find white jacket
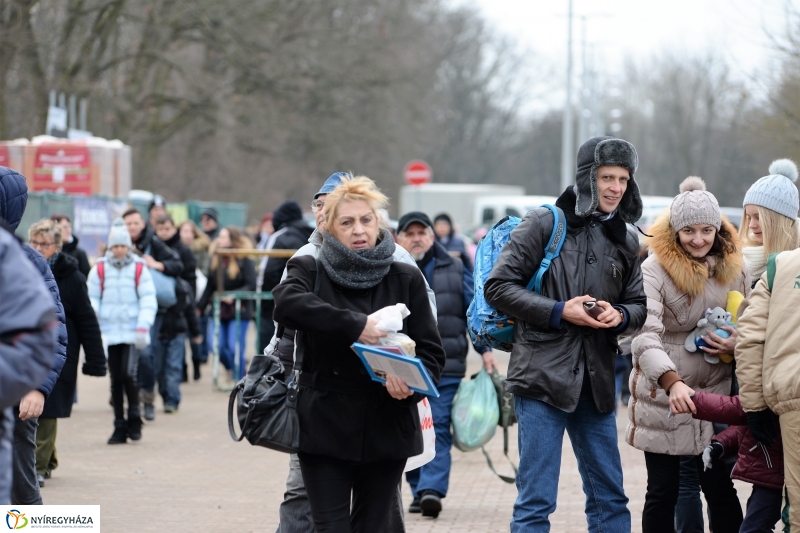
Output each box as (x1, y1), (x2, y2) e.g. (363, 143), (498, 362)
(88, 257), (158, 346)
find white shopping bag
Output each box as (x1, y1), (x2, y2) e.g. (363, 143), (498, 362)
(404, 397), (436, 472)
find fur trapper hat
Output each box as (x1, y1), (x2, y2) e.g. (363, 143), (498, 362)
(574, 136), (642, 223)
(742, 159), (799, 220)
(669, 177), (721, 231)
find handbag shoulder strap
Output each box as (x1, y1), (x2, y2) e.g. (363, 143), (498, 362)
(290, 257), (323, 376)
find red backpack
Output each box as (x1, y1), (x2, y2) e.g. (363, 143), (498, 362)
(97, 260), (144, 297)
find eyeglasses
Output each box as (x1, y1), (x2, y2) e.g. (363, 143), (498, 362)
(30, 240), (55, 249)
(311, 200), (325, 211)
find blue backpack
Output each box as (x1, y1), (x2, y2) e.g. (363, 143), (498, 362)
(467, 204), (567, 351)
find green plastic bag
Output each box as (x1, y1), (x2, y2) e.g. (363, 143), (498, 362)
(451, 368), (499, 452)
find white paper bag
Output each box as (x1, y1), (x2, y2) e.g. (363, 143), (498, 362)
(404, 398), (436, 472)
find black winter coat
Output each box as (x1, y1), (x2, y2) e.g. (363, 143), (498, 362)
(43, 254), (106, 418)
(158, 233), (201, 339)
(273, 256), (445, 462)
(198, 257), (257, 320)
(61, 236), (91, 278)
(259, 219), (314, 317)
(132, 224), (183, 278)
(485, 188), (647, 413)
(422, 242), (470, 378)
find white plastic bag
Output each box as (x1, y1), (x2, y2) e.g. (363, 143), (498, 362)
(370, 303), (409, 332)
(404, 397), (436, 472)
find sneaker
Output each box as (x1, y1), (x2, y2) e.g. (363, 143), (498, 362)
(420, 491), (442, 518)
(108, 420), (128, 444)
(44, 470), (52, 480)
(164, 404), (178, 414)
(409, 497), (421, 513)
(143, 403), (155, 421)
(36, 474), (45, 488)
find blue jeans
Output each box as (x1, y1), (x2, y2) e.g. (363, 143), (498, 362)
(153, 334), (185, 407)
(138, 315), (162, 393)
(406, 376), (461, 498)
(511, 383), (630, 533)
(218, 319), (248, 380)
(675, 455), (704, 533)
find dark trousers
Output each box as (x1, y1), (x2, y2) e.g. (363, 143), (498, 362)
(258, 312), (276, 355)
(11, 405), (41, 505)
(191, 314), (209, 363)
(298, 452), (406, 533)
(138, 315), (161, 392)
(642, 452), (742, 533)
(108, 344), (140, 421)
(740, 485), (782, 533)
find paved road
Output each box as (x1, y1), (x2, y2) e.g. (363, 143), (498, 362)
(41, 350), (752, 532)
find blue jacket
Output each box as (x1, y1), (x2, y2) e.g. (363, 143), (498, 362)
(0, 228), (58, 505)
(0, 167), (27, 231)
(88, 256), (158, 346)
(21, 244), (68, 398)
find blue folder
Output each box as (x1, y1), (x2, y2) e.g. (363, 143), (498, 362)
(351, 343), (439, 397)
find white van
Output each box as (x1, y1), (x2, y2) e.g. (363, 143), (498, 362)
(473, 195), (558, 227)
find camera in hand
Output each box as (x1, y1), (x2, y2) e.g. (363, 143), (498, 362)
(583, 300), (604, 320)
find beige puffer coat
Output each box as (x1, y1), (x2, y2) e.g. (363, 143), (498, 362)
(627, 214), (750, 455)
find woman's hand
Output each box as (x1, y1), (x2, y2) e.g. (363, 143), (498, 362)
(668, 381), (696, 415)
(358, 316), (388, 345)
(700, 326), (738, 355)
(384, 375), (413, 400)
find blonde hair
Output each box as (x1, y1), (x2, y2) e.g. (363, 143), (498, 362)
(28, 219), (63, 250)
(321, 175), (389, 230)
(179, 219), (210, 253)
(740, 205), (800, 256)
(210, 226), (253, 279)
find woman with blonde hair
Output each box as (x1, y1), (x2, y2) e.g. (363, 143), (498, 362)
(273, 176), (445, 532)
(739, 159), (800, 285)
(197, 227), (255, 380)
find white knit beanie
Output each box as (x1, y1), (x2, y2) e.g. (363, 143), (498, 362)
(107, 218), (132, 248)
(669, 177), (722, 231)
(742, 159), (799, 220)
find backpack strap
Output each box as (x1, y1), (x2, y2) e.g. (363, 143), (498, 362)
(526, 204), (567, 294)
(767, 253), (779, 292)
(134, 261), (144, 297)
(97, 261), (105, 295)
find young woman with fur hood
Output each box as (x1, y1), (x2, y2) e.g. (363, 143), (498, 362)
(628, 177), (750, 533)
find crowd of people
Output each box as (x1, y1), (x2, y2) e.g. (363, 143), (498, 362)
(2, 134), (800, 533)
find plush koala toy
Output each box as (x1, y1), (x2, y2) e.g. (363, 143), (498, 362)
(684, 307), (733, 364)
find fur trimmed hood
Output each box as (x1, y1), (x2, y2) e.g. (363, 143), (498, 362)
(647, 212), (743, 296)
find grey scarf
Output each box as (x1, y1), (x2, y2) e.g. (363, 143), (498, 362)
(319, 229), (396, 289)
(106, 250), (135, 270)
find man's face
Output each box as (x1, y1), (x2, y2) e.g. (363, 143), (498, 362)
(156, 220), (177, 241)
(596, 165), (630, 213)
(149, 206), (166, 226)
(201, 214), (217, 232)
(124, 212), (145, 241)
(312, 194), (327, 227)
(397, 222), (435, 261)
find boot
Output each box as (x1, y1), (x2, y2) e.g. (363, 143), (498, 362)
(193, 360), (201, 381)
(127, 407), (143, 441)
(140, 389), (156, 421)
(108, 419), (128, 444)
(181, 359), (188, 383)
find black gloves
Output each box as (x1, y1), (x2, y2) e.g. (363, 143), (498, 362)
(82, 362), (107, 377)
(747, 410), (777, 447)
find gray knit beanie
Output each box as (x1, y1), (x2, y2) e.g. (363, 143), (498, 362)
(670, 177), (722, 231)
(742, 159), (799, 220)
(108, 217), (132, 247)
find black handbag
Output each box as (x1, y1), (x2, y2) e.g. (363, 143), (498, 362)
(227, 326), (300, 453)
(227, 258), (320, 453)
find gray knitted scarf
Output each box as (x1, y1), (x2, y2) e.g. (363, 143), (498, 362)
(319, 228), (396, 289)
(106, 250), (135, 270)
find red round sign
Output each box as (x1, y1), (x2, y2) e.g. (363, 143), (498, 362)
(403, 160), (432, 185)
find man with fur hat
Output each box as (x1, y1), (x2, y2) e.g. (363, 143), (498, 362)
(485, 136), (647, 532)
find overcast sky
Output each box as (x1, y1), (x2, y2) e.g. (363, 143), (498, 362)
(457, 0), (798, 111)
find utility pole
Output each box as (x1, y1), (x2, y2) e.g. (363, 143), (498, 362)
(559, 0), (574, 192)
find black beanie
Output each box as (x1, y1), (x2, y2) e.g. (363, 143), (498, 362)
(272, 201), (303, 231)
